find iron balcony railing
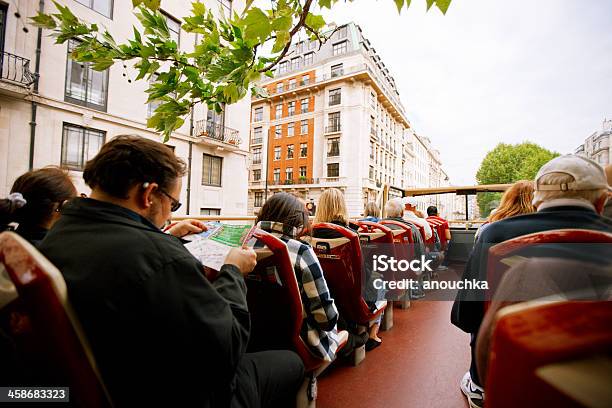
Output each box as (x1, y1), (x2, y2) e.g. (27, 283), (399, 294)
(1, 51), (36, 87)
(325, 124), (341, 133)
(267, 178), (319, 186)
(194, 120), (241, 146)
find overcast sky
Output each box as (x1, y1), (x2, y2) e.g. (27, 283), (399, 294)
(320, 0), (612, 185)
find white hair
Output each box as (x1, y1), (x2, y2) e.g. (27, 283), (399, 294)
(533, 172), (606, 207)
(384, 199), (404, 218)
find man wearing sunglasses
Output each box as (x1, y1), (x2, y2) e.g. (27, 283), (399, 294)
(39, 135), (304, 407)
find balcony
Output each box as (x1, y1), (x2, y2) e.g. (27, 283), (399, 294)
(1, 52), (36, 90)
(250, 138), (263, 145)
(325, 124), (342, 134)
(267, 178), (319, 186)
(194, 120), (241, 147)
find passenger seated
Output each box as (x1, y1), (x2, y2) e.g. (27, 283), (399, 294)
(452, 155), (612, 408)
(474, 180), (535, 240)
(426, 205), (452, 245)
(313, 188), (359, 238)
(254, 192), (342, 362)
(39, 135), (304, 407)
(383, 199), (427, 298)
(360, 201), (381, 223)
(402, 196), (432, 240)
(312, 189), (383, 351)
(0, 167), (77, 246)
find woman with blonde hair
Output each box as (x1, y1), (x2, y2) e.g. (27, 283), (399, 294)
(314, 188), (352, 227)
(489, 180), (536, 222)
(476, 180), (536, 239)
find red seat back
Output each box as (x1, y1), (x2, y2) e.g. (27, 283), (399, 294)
(245, 229), (325, 372)
(0, 232), (112, 407)
(485, 301), (612, 408)
(310, 223), (384, 325)
(379, 219), (415, 258)
(486, 229), (612, 310)
(427, 216), (449, 250)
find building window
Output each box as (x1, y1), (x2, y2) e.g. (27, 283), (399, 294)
(217, 0), (232, 13)
(202, 153), (223, 186)
(302, 75), (310, 86)
(289, 78), (297, 90)
(309, 39), (318, 50)
(301, 98), (309, 113)
(288, 101), (296, 116)
(254, 192), (264, 207)
(287, 144), (294, 159)
(327, 112), (341, 132)
(301, 119), (308, 134)
(274, 146), (281, 160)
(331, 63), (343, 78)
(274, 127), (281, 138)
(327, 163), (339, 177)
(286, 167), (293, 181)
(299, 166), (307, 178)
(300, 143), (308, 158)
(65, 40), (109, 111)
(200, 208), (221, 216)
(253, 169), (261, 181)
(274, 104), (282, 119)
(279, 61), (289, 74)
(304, 52), (314, 65)
(252, 127), (262, 144)
(253, 107), (263, 122)
(61, 123), (105, 171)
(273, 168), (281, 182)
(337, 25), (348, 39)
(369, 165), (374, 179)
(332, 41), (347, 56)
(75, 0), (113, 18)
(287, 123), (295, 137)
(276, 82), (284, 93)
(291, 57), (301, 70)
(252, 147), (262, 164)
(327, 137), (340, 157)
(329, 88), (341, 106)
(161, 11), (181, 45)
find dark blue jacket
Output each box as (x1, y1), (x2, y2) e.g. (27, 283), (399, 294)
(451, 205), (612, 334)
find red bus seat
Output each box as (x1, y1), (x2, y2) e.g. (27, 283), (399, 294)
(0, 232), (112, 407)
(484, 301), (612, 408)
(245, 229), (347, 374)
(309, 223), (386, 326)
(379, 219), (416, 259)
(485, 229), (612, 310)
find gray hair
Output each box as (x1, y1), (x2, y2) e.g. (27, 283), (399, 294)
(384, 199), (404, 218)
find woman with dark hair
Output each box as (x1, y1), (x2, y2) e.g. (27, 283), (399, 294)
(255, 192), (342, 362)
(0, 167), (77, 246)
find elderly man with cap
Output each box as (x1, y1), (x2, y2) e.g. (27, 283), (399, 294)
(451, 154), (612, 408)
(402, 196), (433, 240)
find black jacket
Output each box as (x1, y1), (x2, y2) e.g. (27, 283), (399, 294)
(39, 198), (250, 407)
(451, 205), (612, 334)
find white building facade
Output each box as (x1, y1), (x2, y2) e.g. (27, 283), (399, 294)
(0, 0), (249, 216)
(575, 119), (611, 166)
(248, 23), (448, 217)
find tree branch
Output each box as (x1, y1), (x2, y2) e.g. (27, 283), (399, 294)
(258, 0), (314, 73)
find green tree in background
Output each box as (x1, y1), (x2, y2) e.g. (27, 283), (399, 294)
(476, 142), (559, 217)
(31, 0), (452, 141)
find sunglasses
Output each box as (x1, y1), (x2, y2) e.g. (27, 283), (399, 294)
(158, 188), (182, 212)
